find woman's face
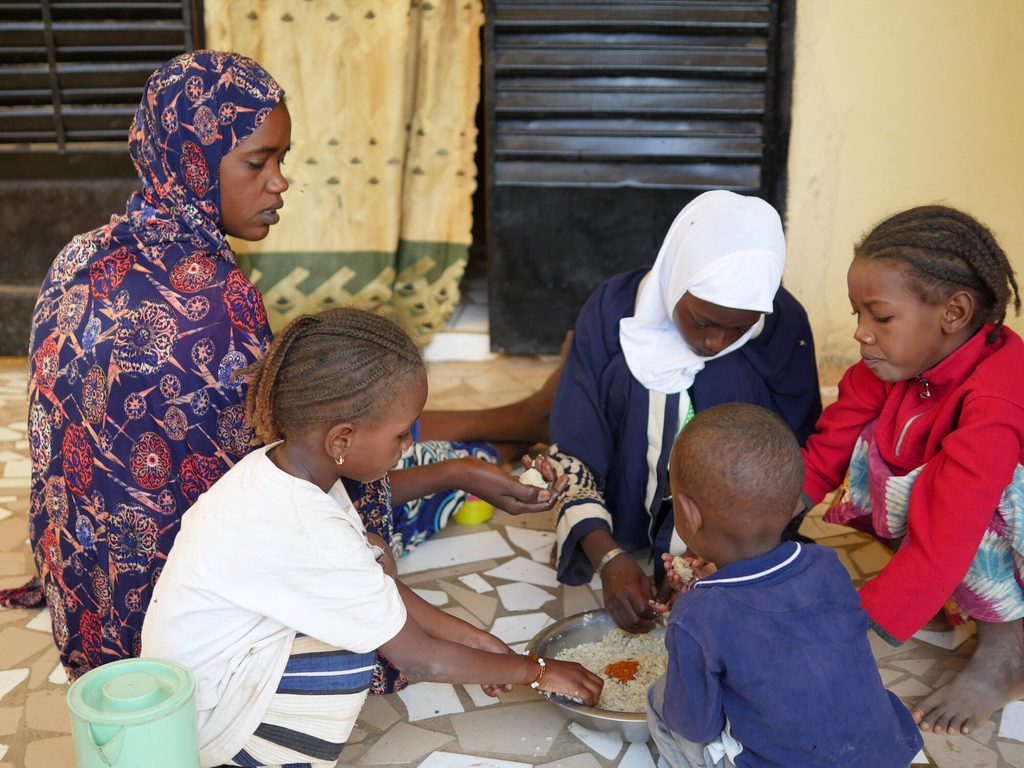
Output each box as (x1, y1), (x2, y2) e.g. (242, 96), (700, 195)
(219, 102), (291, 241)
(673, 292), (761, 357)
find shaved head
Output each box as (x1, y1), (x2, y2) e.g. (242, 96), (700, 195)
(670, 403), (804, 525)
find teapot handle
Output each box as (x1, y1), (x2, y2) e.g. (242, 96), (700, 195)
(88, 723), (126, 766)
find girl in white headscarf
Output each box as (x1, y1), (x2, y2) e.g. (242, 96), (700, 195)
(549, 191), (821, 632)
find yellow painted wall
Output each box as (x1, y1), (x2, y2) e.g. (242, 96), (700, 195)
(784, 0), (1024, 383)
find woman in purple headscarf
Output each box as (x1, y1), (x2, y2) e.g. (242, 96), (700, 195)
(4, 51), (291, 680)
(4, 50), (561, 684)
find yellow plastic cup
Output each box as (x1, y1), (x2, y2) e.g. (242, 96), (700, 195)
(453, 496), (494, 525)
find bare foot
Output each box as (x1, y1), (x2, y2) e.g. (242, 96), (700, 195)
(912, 619), (1024, 735)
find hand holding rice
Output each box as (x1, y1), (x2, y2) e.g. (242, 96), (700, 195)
(519, 467), (548, 489)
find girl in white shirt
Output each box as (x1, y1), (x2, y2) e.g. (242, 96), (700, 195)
(142, 307), (602, 768)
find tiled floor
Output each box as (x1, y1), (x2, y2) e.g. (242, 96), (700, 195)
(0, 355), (1022, 767)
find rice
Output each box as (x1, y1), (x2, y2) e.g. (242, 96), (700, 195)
(554, 627), (667, 713)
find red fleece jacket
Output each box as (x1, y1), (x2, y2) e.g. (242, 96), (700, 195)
(802, 325), (1024, 642)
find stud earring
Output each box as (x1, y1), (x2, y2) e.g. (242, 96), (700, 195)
(335, 455), (345, 466)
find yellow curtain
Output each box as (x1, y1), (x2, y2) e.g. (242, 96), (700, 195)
(204, 0), (483, 343)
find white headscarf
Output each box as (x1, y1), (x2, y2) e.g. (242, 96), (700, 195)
(619, 190), (786, 395)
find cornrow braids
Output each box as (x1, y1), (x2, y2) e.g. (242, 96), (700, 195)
(240, 307), (425, 444)
(856, 205), (1021, 343)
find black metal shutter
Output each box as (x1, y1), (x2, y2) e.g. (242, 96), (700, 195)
(485, 0), (792, 353)
(0, 0), (202, 176)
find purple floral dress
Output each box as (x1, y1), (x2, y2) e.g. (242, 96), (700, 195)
(1, 52), (284, 680)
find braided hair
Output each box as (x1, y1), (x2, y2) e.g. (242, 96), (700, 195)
(856, 205), (1020, 343)
(242, 307), (425, 444)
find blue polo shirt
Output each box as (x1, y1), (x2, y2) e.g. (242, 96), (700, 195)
(663, 542), (922, 767)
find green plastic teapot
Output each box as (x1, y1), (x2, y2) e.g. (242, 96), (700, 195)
(66, 658), (199, 768)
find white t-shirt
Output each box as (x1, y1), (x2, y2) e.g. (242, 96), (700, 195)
(141, 445), (407, 766)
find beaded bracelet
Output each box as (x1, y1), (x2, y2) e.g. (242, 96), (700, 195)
(526, 651), (547, 689)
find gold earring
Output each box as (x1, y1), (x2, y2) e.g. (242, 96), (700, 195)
(335, 455), (345, 466)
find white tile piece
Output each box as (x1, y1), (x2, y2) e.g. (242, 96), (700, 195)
(423, 332), (496, 363)
(496, 582), (556, 611)
(0, 508), (10, 523)
(412, 589), (448, 607)
(620, 741), (657, 768)
(589, 571), (602, 591)
(567, 722), (623, 760)
(509, 642), (528, 654)
(911, 623), (975, 650)
(0, 668), (29, 702)
(419, 752), (530, 768)
(0, 452), (25, 462)
(397, 682), (465, 722)
(999, 699), (1024, 742)
(910, 748), (928, 764)
(0, 743), (7, 760)
(398, 530), (514, 575)
(463, 684), (500, 708)
(490, 613), (555, 644)
(505, 526), (556, 554)
(0, 427), (22, 442)
(0, 494), (16, 503)
(14, 440), (29, 451)
(25, 608), (51, 633)
(484, 557), (559, 588)
(4, 422), (25, 433)
(49, 663), (68, 686)
(457, 573), (494, 593)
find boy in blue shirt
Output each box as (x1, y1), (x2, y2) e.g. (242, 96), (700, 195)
(648, 403), (922, 768)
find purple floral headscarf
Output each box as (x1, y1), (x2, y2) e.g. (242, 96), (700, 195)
(125, 49), (285, 255)
(11, 51), (284, 679)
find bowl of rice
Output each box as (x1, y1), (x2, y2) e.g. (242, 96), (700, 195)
(526, 609), (666, 743)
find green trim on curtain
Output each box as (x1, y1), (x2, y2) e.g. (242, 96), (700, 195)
(237, 240), (469, 340)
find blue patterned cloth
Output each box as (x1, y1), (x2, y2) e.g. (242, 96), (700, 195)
(0, 51), (284, 680)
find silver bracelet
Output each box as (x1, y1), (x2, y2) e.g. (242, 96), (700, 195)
(597, 547), (626, 573)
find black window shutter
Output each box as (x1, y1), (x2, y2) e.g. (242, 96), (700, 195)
(0, 0), (203, 175)
(485, 0), (793, 353)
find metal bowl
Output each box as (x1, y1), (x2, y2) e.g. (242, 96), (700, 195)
(526, 609), (663, 743)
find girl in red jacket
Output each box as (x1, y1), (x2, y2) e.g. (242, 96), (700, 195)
(802, 205), (1024, 737)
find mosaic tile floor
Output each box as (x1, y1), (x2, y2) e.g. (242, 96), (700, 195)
(0, 355), (1022, 767)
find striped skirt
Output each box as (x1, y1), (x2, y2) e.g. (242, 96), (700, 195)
(228, 634), (377, 768)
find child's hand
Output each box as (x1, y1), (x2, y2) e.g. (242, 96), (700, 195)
(537, 659), (604, 706)
(366, 533), (397, 577)
(650, 554), (717, 613)
(520, 455), (567, 491)
(465, 458), (568, 516)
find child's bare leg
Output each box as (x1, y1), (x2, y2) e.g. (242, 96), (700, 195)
(913, 618), (1024, 735)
